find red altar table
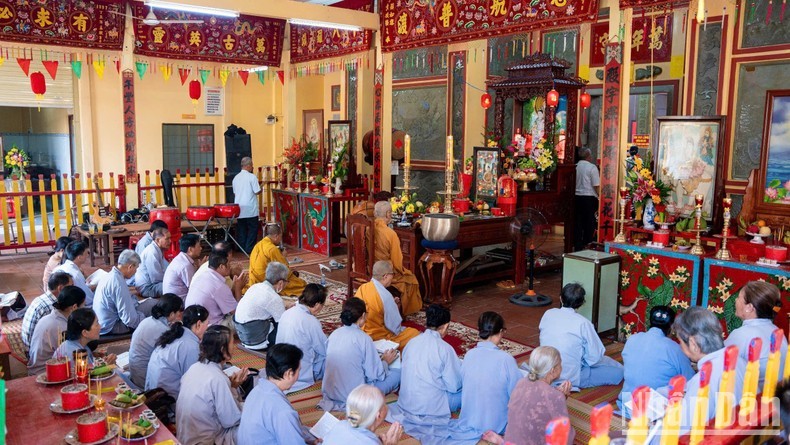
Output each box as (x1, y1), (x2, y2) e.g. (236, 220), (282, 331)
(6, 374), (179, 444)
(702, 257), (790, 336)
(298, 193), (366, 256)
(272, 189), (301, 248)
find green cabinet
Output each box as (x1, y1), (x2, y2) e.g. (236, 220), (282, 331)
(562, 250), (621, 334)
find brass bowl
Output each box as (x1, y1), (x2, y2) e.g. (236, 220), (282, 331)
(421, 213), (460, 241)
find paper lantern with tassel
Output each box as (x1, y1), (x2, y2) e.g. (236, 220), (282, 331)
(546, 88), (559, 108)
(481, 93), (492, 109)
(30, 71), (46, 110)
(580, 91), (591, 108)
(189, 79), (201, 104)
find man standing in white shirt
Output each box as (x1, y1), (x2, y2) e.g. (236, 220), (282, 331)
(232, 157), (261, 255)
(574, 147), (600, 251)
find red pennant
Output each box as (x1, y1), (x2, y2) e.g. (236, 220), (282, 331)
(115, 60), (121, 74)
(178, 68), (191, 85)
(238, 70), (249, 85)
(17, 58), (31, 76)
(42, 60), (59, 80)
(276, 70), (285, 85)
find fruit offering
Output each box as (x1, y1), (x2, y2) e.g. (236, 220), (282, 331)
(90, 365), (112, 378)
(121, 418), (155, 439)
(109, 390), (145, 409)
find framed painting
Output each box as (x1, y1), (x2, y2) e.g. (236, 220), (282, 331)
(302, 109), (324, 157)
(653, 116), (726, 229)
(757, 90), (790, 211)
(328, 120), (352, 180)
(473, 146), (500, 203)
(331, 85), (341, 111)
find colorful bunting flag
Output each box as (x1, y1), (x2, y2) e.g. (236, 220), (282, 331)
(160, 64), (172, 82)
(198, 69), (210, 84)
(115, 60), (121, 74)
(276, 70), (285, 85)
(219, 69), (229, 86)
(135, 61), (147, 80)
(42, 60), (58, 80)
(93, 59), (105, 79)
(0, 56), (4, 68)
(178, 67), (191, 85)
(17, 58), (31, 76)
(71, 60), (83, 79)
(257, 70), (265, 85)
(238, 70), (249, 85)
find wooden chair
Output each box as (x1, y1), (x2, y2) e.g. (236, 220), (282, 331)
(347, 213), (375, 292)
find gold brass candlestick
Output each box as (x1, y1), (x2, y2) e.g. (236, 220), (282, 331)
(614, 186), (629, 243)
(715, 198), (733, 260)
(443, 167), (455, 214)
(691, 194), (705, 255)
(303, 163), (309, 193)
(403, 165), (412, 190)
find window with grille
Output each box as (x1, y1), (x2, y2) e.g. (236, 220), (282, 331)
(162, 124), (215, 173)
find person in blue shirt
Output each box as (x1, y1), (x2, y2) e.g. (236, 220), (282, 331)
(617, 305), (695, 419)
(128, 294), (184, 389)
(323, 384), (404, 445)
(446, 311), (523, 444)
(54, 307), (116, 369)
(724, 281), (787, 389)
(237, 343), (318, 445)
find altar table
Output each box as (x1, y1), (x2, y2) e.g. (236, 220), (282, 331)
(5, 374), (179, 444)
(394, 215), (526, 288)
(272, 189), (301, 247)
(298, 193), (366, 256)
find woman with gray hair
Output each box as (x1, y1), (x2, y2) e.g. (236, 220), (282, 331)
(482, 346), (574, 445)
(323, 384), (403, 445)
(673, 306), (746, 433)
(234, 261), (293, 350)
(93, 249), (152, 335)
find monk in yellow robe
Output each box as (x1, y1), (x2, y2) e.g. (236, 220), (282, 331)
(373, 201), (422, 315)
(244, 224), (306, 296)
(355, 260), (420, 351)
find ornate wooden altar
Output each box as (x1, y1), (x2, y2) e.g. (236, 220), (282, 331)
(487, 54), (586, 253)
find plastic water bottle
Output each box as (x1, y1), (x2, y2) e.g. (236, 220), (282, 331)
(320, 272), (326, 286)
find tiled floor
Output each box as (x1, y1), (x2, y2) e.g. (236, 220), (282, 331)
(4, 245), (568, 377)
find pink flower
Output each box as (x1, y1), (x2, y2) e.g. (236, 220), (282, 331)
(766, 187), (779, 200)
(784, 180), (790, 191)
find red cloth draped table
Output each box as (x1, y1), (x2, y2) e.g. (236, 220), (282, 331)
(298, 193), (366, 257)
(272, 189), (302, 248)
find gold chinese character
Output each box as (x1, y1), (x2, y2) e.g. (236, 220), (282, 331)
(317, 29), (323, 43)
(397, 12), (407, 35)
(0, 6), (12, 20)
(34, 7), (52, 28)
(598, 32), (609, 56)
(255, 37), (266, 54)
(189, 30), (201, 46)
(152, 26), (166, 44)
(301, 33), (307, 47)
(222, 34), (236, 50)
(439, 2), (454, 28)
(649, 25), (664, 50)
(632, 28), (644, 51)
(490, 0), (507, 17)
(72, 12), (88, 32)
(551, 0), (567, 6)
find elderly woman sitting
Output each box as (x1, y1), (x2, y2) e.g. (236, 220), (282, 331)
(323, 384), (404, 445)
(672, 307), (747, 433)
(234, 261), (292, 350)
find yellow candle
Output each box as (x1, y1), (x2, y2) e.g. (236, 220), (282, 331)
(627, 386), (651, 445)
(762, 329), (783, 403)
(740, 338), (762, 421)
(714, 345), (738, 429)
(660, 375), (686, 445)
(404, 134), (411, 167)
(447, 136), (454, 171)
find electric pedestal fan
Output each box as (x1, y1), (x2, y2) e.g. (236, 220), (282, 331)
(508, 207), (553, 307)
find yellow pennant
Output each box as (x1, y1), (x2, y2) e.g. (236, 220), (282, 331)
(160, 64), (172, 81)
(92, 59), (105, 80)
(219, 69), (229, 86)
(0, 57), (4, 67)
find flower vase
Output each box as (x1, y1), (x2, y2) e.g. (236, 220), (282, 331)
(334, 177), (343, 194)
(642, 200), (657, 231)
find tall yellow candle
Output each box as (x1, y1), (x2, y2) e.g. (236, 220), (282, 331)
(660, 375), (686, 445)
(739, 337), (762, 421)
(762, 329), (784, 403)
(404, 134), (411, 167)
(690, 361), (712, 445)
(627, 386), (651, 445)
(714, 345), (739, 429)
(447, 136), (454, 171)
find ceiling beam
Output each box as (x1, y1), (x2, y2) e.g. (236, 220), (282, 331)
(166, 0), (380, 31)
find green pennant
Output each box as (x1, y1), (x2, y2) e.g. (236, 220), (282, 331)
(135, 61), (147, 80)
(199, 69), (210, 84)
(71, 60), (82, 79)
(257, 71), (265, 85)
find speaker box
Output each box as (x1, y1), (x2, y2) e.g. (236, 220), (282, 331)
(224, 134), (252, 203)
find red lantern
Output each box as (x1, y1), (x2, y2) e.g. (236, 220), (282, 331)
(580, 91), (591, 109)
(189, 79), (201, 104)
(546, 88), (559, 108)
(30, 71), (46, 99)
(481, 93), (492, 109)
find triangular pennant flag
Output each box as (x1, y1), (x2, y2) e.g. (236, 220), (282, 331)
(92, 59), (105, 79)
(135, 61), (147, 80)
(257, 70), (265, 85)
(219, 69), (229, 86)
(199, 69), (210, 84)
(178, 67), (190, 85)
(276, 70), (285, 85)
(0, 56), (4, 68)
(71, 60), (83, 79)
(17, 58), (31, 76)
(160, 64), (172, 81)
(115, 60), (121, 74)
(42, 60), (58, 80)
(238, 70), (249, 85)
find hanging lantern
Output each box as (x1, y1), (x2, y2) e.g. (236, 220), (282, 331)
(30, 71), (46, 99)
(481, 93), (492, 109)
(546, 88), (559, 108)
(580, 91), (591, 108)
(189, 79), (201, 104)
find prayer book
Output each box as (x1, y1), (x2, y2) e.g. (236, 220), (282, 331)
(309, 411), (340, 438)
(115, 351), (130, 370)
(373, 339), (401, 369)
(87, 269), (108, 286)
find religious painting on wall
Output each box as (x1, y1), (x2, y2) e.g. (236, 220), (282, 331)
(473, 146), (500, 203)
(757, 90), (790, 207)
(303, 109), (324, 157)
(518, 96), (567, 159)
(391, 86), (447, 161)
(653, 116), (726, 223)
(331, 85), (341, 111)
(328, 120), (352, 181)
